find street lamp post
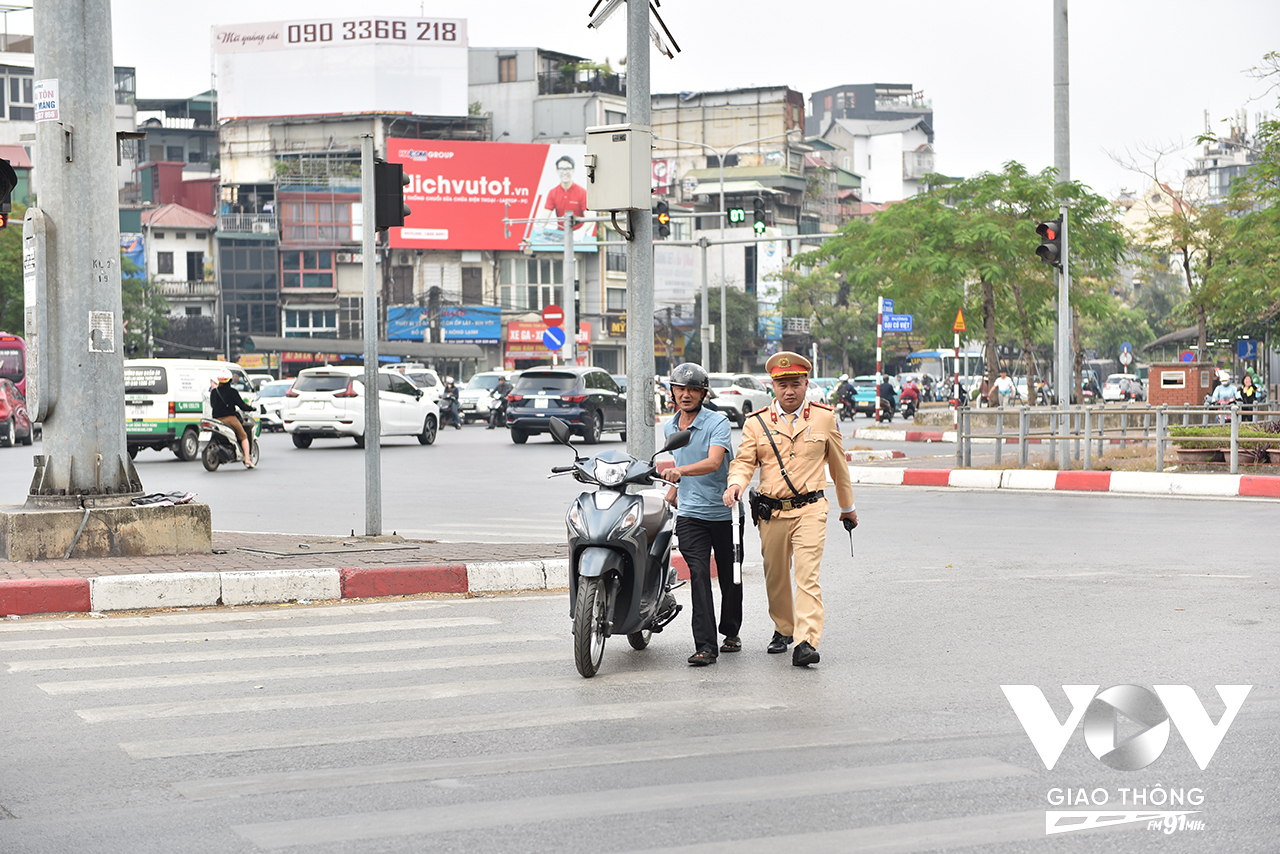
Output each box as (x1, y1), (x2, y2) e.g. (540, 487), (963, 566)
(653, 129), (798, 372)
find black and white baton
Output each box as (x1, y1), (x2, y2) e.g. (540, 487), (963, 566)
(734, 499), (745, 584)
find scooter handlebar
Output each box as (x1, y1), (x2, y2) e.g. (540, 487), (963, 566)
(550, 465), (575, 474)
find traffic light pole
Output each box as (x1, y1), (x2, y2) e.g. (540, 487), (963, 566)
(624, 0), (655, 458)
(360, 134), (382, 536)
(563, 212), (576, 365)
(1053, 0), (1072, 469)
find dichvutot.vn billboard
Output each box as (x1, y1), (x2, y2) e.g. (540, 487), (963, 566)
(213, 16), (468, 120)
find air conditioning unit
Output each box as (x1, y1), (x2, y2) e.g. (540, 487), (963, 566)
(397, 252), (411, 266)
(251, 221), (272, 234)
(335, 253), (356, 264)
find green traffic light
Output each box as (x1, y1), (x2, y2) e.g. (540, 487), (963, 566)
(753, 221), (765, 235)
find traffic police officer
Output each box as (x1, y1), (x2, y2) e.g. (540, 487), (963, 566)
(722, 351), (857, 666)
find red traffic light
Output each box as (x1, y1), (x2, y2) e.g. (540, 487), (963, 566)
(1035, 218), (1063, 269)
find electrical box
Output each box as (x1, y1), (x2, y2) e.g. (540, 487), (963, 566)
(585, 123), (651, 212)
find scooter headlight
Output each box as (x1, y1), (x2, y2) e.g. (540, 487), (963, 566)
(609, 502), (642, 538)
(566, 502), (589, 539)
(593, 459), (630, 486)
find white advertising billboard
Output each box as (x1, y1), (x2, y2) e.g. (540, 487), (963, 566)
(213, 16), (468, 120)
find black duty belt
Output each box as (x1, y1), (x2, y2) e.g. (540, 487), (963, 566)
(756, 490), (825, 512)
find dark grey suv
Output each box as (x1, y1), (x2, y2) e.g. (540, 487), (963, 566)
(507, 367), (626, 444)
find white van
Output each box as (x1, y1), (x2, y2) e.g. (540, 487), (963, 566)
(124, 359), (256, 460)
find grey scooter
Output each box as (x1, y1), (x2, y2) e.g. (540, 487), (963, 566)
(548, 416), (691, 677)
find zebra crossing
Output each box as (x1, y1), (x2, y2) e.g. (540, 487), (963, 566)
(0, 594), (1119, 853)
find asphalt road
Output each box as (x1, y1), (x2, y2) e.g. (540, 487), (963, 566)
(1, 485), (1277, 853)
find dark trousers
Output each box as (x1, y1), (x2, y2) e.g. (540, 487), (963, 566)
(676, 516), (741, 654)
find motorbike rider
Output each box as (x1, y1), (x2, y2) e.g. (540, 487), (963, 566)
(210, 369), (255, 469)
(442, 377), (462, 429)
(663, 362), (740, 667)
(487, 374), (513, 429)
(877, 375), (897, 420)
(900, 377), (920, 416)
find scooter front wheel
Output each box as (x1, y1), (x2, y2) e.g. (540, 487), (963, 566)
(573, 577), (607, 678)
(627, 630), (651, 650)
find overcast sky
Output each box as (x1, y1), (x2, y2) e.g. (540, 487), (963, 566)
(22, 1), (1277, 198)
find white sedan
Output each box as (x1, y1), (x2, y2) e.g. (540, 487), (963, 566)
(1101, 373), (1144, 402)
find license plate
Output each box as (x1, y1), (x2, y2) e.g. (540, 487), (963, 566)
(308, 401), (323, 410)
(534, 398), (549, 409)
(461, 401), (475, 410)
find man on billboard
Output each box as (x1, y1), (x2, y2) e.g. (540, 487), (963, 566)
(543, 154), (587, 223)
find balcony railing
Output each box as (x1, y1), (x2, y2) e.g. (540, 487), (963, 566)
(218, 213), (277, 234)
(156, 280), (218, 298)
(537, 70), (626, 97)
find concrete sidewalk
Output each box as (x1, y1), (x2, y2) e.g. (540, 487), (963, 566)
(0, 531), (569, 619)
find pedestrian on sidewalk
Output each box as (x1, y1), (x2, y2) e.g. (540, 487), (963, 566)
(663, 362), (740, 667)
(722, 351), (857, 668)
(1238, 372), (1258, 422)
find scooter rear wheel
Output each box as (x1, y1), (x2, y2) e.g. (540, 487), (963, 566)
(202, 441), (221, 472)
(627, 630), (651, 650)
(573, 577), (607, 678)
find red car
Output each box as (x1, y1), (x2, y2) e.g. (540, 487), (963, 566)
(0, 378), (33, 447)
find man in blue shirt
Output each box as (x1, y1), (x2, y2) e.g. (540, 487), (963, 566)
(664, 363), (739, 666)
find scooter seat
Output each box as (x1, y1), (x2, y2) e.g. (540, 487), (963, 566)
(636, 489), (669, 540)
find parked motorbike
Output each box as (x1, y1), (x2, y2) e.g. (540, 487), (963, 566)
(200, 411), (260, 471)
(547, 415), (690, 678)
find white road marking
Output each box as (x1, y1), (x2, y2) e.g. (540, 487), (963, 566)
(78, 670), (694, 722)
(120, 695), (788, 759)
(8, 632), (558, 673)
(232, 757), (1031, 849)
(0, 616), (499, 651)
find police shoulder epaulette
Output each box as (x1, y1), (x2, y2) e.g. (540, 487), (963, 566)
(810, 401), (834, 411)
(747, 406), (770, 417)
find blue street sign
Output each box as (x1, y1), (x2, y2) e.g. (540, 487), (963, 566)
(882, 313), (913, 332)
(1120, 341), (1133, 354)
(881, 298), (894, 313)
(1238, 339), (1258, 361)
(542, 326), (567, 351)
(1180, 350), (1195, 363)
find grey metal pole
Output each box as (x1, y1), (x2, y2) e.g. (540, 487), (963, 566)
(360, 134), (382, 536)
(1019, 407), (1029, 468)
(563, 212), (576, 365)
(1058, 206), (1071, 469)
(29, 0), (139, 500)
(699, 237), (710, 367)
(1230, 406), (1239, 474)
(1054, 0), (1071, 470)
(624, 0), (655, 457)
(1083, 406), (1091, 470)
(719, 161), (727, 372)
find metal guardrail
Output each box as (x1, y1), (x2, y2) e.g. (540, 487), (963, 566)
(954, 404), (1280, 474)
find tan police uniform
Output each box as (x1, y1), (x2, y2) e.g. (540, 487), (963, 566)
(727, 352), (855, 649)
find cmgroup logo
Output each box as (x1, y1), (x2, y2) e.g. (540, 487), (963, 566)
(1002, 684), (1251, 836)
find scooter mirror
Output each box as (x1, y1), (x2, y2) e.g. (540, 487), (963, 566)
(549, 416), (573, 447)
(658, 429), (691, 455)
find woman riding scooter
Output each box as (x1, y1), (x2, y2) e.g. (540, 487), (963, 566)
(211, 369), (256, 469)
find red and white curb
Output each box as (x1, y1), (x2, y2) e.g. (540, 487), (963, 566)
(852, 428), (954, 443)
(848, 466), (1280, 498)
(0, 559), (573, 619)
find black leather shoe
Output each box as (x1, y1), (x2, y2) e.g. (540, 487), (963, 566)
(767, 632), (793, 654)
(688, 649), (717, 666)
(792, 641), (820, 667)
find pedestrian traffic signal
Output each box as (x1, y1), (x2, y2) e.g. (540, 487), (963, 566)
(374, 160), (411, 230)
(1035, 218), (1062, 269)
(654, 200), (671, 239)
(752, 197), (766, 235)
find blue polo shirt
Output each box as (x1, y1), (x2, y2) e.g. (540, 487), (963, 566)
(664, 406), (733, 522)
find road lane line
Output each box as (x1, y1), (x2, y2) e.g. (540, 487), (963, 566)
(608, 810), (1054, 854)
(78, 670), (697, 722)
(0, 616), (500, 651)
(43, 649), (564, 695)
(0, 600), (453, 634)
(177, 726), (895, 800)
(8, 633), (559, 672)
(232, 757), (1031, 849)
(120, 696), (788, 759)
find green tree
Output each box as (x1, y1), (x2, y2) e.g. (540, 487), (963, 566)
(684, 286), (758, 373)
(802, 162), (1126, 399)
(0, 203), (28, 333)
(774, 266), (874, 373)
(120, 253), (170, 357)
